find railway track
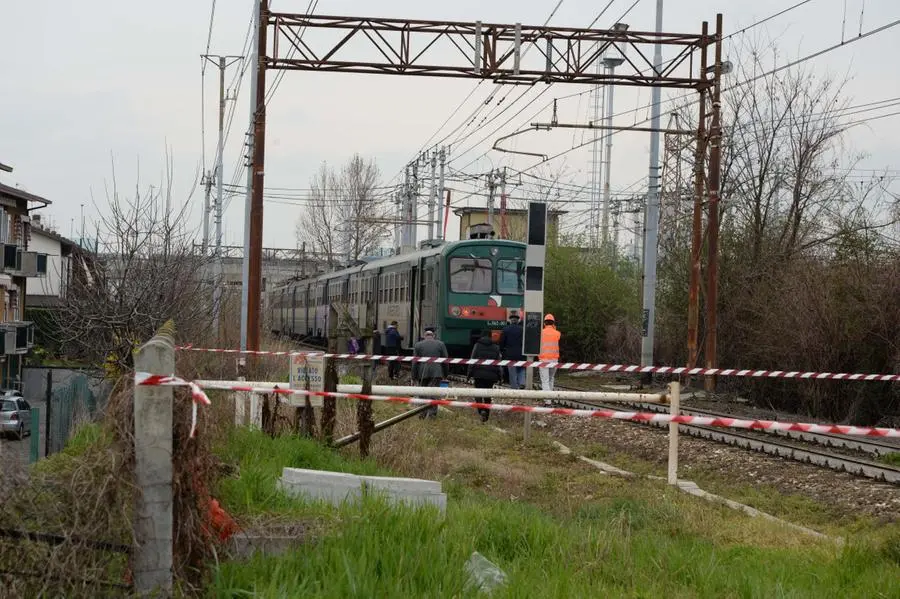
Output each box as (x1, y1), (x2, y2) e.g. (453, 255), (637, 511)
(627, 399), (900, 457)
(285, 341), (900, 483)
(552, 393), (900, 485)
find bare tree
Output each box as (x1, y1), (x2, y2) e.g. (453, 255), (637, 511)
(296, 154), (388, 267)
(55, 155), (215, 372)
(652, 36), (900, 421)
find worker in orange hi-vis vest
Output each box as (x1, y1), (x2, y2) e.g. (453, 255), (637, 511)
(538, 314), (561, 404)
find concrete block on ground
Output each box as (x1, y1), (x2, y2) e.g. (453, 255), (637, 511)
(230, 535), (305, 559)
(279, 467), (446, 512)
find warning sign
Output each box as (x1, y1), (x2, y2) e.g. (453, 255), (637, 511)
(289, 353), (325, 408)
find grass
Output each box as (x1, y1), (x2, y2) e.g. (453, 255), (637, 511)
(211, 411), (900, 598)
(216, 427), (387, 516)
(879, 451), (900, 467)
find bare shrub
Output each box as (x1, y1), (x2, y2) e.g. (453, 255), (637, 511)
(54, 155), (217, 373)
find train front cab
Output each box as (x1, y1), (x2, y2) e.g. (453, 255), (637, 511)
(440, 240), (525, 356)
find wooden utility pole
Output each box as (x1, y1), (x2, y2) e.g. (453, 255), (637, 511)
(247, 0), (268, 353)
(686, 21), (709, 376)
(704, 14), (724, 392)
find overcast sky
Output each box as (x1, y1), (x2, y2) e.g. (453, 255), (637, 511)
(2, 0), (899, 250)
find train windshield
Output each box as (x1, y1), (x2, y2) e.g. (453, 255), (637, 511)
(496, 259), (525, 294)
(449, 257), (492, 292)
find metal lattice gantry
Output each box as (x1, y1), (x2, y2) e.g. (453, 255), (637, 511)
(267, 13), (714, 87)
(245, 2), (724, 383)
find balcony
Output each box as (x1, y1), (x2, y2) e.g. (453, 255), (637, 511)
(0, 321), (34, 355)
(1, 244), (47, 277)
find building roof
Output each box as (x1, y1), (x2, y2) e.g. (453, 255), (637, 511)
(0, 181), (52, 207)
(453, 206), (567, 216)
(31, 224), (78, 252)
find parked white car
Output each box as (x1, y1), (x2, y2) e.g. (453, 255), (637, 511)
(0, 395), (32, 440)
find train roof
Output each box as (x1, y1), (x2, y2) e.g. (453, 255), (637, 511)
(272, 239), (525, 290)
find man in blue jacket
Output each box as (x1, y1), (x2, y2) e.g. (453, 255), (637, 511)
(499, 313), (525, 389)
(383, 321), (403, 380)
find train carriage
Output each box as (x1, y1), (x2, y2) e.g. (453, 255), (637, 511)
(269, 239), (525, 357)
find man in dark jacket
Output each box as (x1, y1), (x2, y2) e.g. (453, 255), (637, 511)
(383, 321), (403, 380)
(499, 313), (525, 389)
(467, 330), (503, 423)
(412, 329), (449, 419)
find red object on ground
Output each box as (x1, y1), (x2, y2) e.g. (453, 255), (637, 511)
(207, 498), (239, 542)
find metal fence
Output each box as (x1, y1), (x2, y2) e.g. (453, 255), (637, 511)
(22, 367), (108, 457)
(46, 374), (100, 455)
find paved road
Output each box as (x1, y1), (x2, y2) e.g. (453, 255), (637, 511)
(1, 399), (46, 476)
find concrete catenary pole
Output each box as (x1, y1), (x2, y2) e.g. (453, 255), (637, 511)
(600, 57), (622, 249)
(639, 0), (664, 371)
(202, 174), (211, 255)
(436, 146), (447, 241)
(427, 149), (437, 241)
(487, 170), (497, 231)
(410, 160), (419, 248)
(213, 56), (227, 336)
(393, 189), (401, 253)
(400, 165), (412, 251)
(589, 59), (605, 248)
(499, 167), (508, 238)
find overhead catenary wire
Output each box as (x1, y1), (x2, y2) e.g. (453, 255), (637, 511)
(200, 0), (219, 171)
(384, 0), (572, 188)
(452, 0), (828, 175)
(511, 16), (900, 175)
(448, 0), (656, 171)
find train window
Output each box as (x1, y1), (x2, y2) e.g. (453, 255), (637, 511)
(497, 259), (525, 294)
(449, 257), (492, 293)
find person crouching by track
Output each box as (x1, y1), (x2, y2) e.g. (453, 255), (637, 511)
(383, 321), (403, 380)
(412, 328), (449, 419)
(467, 329), (503, 423)
(539, 314), (561, 404)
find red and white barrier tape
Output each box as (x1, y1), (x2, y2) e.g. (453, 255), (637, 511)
(136, 374), (211, 438)
(134, 372), (900, 438)
(175, 345), (900, 382)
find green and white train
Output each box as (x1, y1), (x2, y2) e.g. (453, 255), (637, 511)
(268, 239), (525, 355)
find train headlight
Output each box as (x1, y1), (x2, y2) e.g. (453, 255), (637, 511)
(450, 305), (461, 317)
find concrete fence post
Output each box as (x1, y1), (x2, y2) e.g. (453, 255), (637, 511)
(667, 381), (680, 486)
(132, 322), (175, 595)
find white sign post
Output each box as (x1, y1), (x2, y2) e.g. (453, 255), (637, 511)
(289, 353), (325, 408)
(522, 202), (548, 442)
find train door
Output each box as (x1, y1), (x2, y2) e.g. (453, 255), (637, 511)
(290, 287), (297, 337)
(303, 285), (310, 336)
(420, 258), (437, 336)
(373, 269), (382, 335)
(408, 266), (417, 347)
